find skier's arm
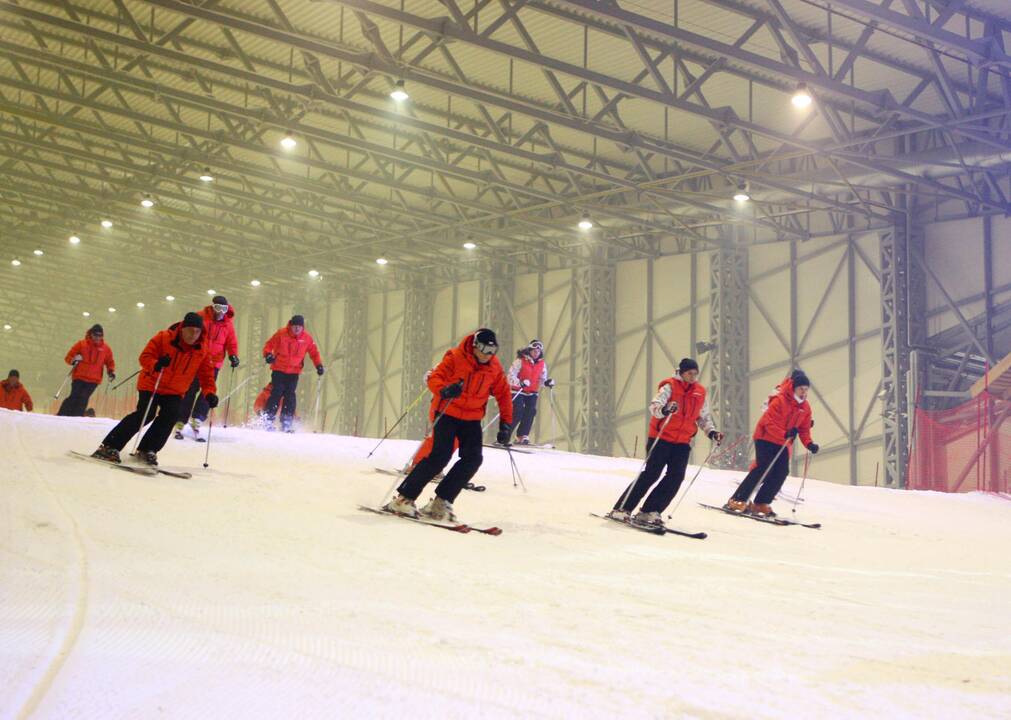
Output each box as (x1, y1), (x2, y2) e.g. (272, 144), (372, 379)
(226, 323), (238, 357)
(22, 389), (33, 412)
(762, 395), (789, 441)
(262, 330), (279, 359)
(64, 341), (81, 365)
(307, 337), (323, 367)
(648, 383), (674, 419)
(138, 334), (163, 374)
(105, 346), (116, 375)
(197, 356), (217, 397)
(696, 395), (717, 435)
(540, 361), (548, 385)
(506, 357), (522, 388)
(492, 373), (514, 425)
(799, 412), (814, 447)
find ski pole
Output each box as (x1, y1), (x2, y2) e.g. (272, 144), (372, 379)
(130, 368), (164, 458)
(738, 439), (792, 503)
(614, 409), (677, 512)
(111, 368), (141, 391)
(378, 396), (456, 507)
(219, 369), (257, 403)
(505, 445), (527, 492)
(792, 451), (811, 516)
(367, 387), (428, 458)
(312, 374), (324, 433)
(667, 443), (718, 519)
(548, 387), (557, 446)
(482, 387), (525, 433)
(203, 409), (215, 468)
(53, 367), (74, 399)
(223, 367), (236, 428)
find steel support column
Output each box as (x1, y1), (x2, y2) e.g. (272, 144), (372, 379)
(575, 249), (616, 455)
(338, 291), (367, 436)
(710, 237), (750, 470)
(401, 285), (436, 439)
(480, 262), (515, 357)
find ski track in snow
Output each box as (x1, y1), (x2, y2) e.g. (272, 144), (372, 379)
(2, 410), (1011, 719)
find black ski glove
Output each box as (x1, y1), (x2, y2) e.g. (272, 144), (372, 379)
(440, 380), (464, 399)
(316, 364), (325, 376)
(786, 427), (799, 439)
(229, 355), (240, 368)
(497, 422), (511, 445)
(265, 353), (276, 364)
(107, 372), (116, 382)
(807, 442), (819, 454)
(205, 393), (219, 409)
(662, 401), (678, 416)
(544, 377), (555, 388)
(154, 355), (171, 370)
(708, 430), (725, 444)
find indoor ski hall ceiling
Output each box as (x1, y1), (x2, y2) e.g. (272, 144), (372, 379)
(1, 0), (1010, 355)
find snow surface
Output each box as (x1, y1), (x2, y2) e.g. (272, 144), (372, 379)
(2, 409), (1010, 720)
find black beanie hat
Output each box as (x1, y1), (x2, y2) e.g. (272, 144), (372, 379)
(212, 295), (228, 306)
(791, 369), (810, 388)
(289, 315), (305, 327)
(182, 312), (204, 329)
(678, 357), (699, 374)
(89, 324), (104, 335)
(8, 369), (18, 378)
(475, 328), (498, 348)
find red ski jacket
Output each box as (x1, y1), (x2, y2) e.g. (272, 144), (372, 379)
(507, 352), (547, 394)
(263, 326), (322, 375)
(753, 376), (815, 447)
(199, 304), (239, 369)
(427, 334), (513, 424)
(0, 379), (32, 411)
(648, 376), (714, 445)
(137, 323), (217, 398)
(65, 335), (115, 384)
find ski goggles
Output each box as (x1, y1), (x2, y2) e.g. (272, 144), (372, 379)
(212, 303), (229, 314)
(474, 339), (498, 355)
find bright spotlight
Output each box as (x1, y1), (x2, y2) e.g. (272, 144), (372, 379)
(2, 324), (11, 331)
(136, 302), (146, 308)
(10, 259), (21, 266)
(141, 194), (155, 208)
(69, 235), (81, 244)
(308, 270), (319, 278)
(280, 131), (297, 150)
(792, 84), (813, 109)
(83, 311), (91, 317)
(578, 214), (593, 230)
(199, 167), (214, 182)
(733, 181), (750, 203)
(390, 80), (409, 102)
(375, 257), (388, 265)
(207, 289), (216, 295)
(108, 307), (117, 313)
(165, 295), (175, 301)
(463, 242), (477, 250)
(34, 249), (44, 256)
(250, 279), (261, 287)
(101, 219), (113, 228)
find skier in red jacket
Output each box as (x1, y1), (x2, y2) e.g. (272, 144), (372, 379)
(92, 313), (218, 466)
(610, 358), (723, 527)
(175, 296), (239, 440)
(386, 329), (513, 522)
(505, 339), (555, 445)
(726, 369), (819, 517)
(58, 324), (115, 416)
(0, 369), (33, 412)
(261, 315), (323, 433)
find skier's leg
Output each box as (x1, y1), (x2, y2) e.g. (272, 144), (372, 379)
(516, 394), (538, 439)
(614, 437), (670, 512)
(75, 381), (98, 416)
(176, 378), (200, 426)
(397, 416), (459, 500)
(138, 395), (182, 452)
(435, 419), (483, 502)
(731, 440), (779, 502)
(753, 446), (793, 505)
(280, 373), (298, 430)
(101, 392), (152, 450)
(262, 371), (286, 421)
(640, 443), (692, 513)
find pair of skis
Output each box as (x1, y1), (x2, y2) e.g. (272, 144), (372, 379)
(590, 512), (708, 540)
(358, 505), (502, 535)
(697, 503), (821, 529)
(372, 467), (486, 492)
(482, 443), (534, 455)
(69, 450), (193, 479)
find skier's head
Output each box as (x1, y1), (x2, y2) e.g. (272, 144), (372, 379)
(678, 357), (699, 384)
(289, 315), (305, 335)
(180, 312), (204, 345)
(473, 328), (498, 364)
(790, 369), (810, 400)
(211, 295), (229, 319)
(88, 324), (104, 343)
(7, 369), (19, 387)
(528, 339), (543, 359)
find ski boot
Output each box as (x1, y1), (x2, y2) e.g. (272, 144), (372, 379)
(606, 508), (630, 522)
(173, 421), (185, 440)
(723, 499), (748, 513)
(632, 510), (663, 527)
(135, 450), (158, 466)
(419, 496), (457, 523)
(91, 444), (121, 463)
(189, 418), (202, 439)
(384, 494), (418, 518)
(748, 502), (776, 518)
(517, 435), (530, 445)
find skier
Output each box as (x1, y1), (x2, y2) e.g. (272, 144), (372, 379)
(0, 369), (33, 412)
(506, 339), (555, 444)
(261, 315), (323, 433)
(91, 312), (217, 465)
(609, 358), (723, 526)
(725, 369), (819, 518)
(58, 324), (115, 416)
(175, 295), (238, 439)
(386, 329), (512, 522)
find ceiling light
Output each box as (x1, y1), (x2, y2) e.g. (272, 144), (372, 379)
(2, 324), (11, 331)
(108, 307), (117, 313)
(375, 257), (388, 265)
(199, 167), (214, 182)
(33, 249), (44, 256)
(207, 289), (216, 295)
(308, 269), (319, 278)
(83, 311), (91, 317)
(136, 302), (145, 308)
(250, 279), (261, 287)
(463, 242), (477, 250)
(733, 181), (750, 203)
(792, 83), (813, 109)
(10, 259), (21, 266)
(69, 235), (81, 244)
(165, 295), (175, 301)
(578, 213), (593, 230)
(390, 79), (409, 102)
(280, 131), (297, 150)
(101, 219), (113, 228)
(141, 194), (155, 208)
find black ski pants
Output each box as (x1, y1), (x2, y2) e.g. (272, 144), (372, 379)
(263, 371), (299, 429)
(178, 367), (220, 424)
(398, 414), (483, 503)
(614, 438), (692, 513)
(512, 392), (539, 438)
(102, 391), (182, 453)
(732, 439), (791, 504)
(57, 380), (97, 417)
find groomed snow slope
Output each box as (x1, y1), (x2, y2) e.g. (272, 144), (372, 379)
(2, 410), (1010, 720)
